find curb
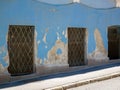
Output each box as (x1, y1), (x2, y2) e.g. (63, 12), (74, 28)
(44, 72), (120, 90)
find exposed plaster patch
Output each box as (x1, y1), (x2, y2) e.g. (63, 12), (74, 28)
(36, 58), (42, 65)
(85, 30), (88, 64)
(3, 52), (9, 65)
(116, 0), (120, 7)
(86, 30), (88, 46)
(35, 30), (37, 41)
(0, 46), (8, 67)
(0, 64), (5, 74)
(44, 39), (68, 64)
(42, 33), (47, 44)
(42, 28), (49, 44)
(65, 29), (68, 39)
(35, 30), (39, 65)
(62, 31), (65, 36)
(56, 32), (61, 40)
(88, 29), (109, 62)
(94, 29), (107, 55)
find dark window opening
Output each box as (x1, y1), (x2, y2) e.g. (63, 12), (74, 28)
(7, 25), (35, 76)
(68, 27), (87, 67)
(108, 26), (120, 60)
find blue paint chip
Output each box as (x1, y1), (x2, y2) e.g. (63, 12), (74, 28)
(56, 48), (62, 55)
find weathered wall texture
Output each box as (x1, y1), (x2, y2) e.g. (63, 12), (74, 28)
(116, 0), (120, 7)
(88, 29), (109, 64)
(45, 39), (68, 64)
(0, 0), (120, 74)
(0, 45), (9, 74)
(0, 64), (4, 74)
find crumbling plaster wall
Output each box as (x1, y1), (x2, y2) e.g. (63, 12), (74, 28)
(45, 39), (68, 65)
(116, 0), (120, 7)
(0, 45), (9, 74)
(88, 29), (109, 64)
(36, 29), (68, 65)
(0, 0), (120, 74)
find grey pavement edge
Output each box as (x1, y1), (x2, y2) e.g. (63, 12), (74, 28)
(44, 72), (120, 90)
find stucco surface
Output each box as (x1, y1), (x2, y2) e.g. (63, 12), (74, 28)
(0, 0), (120, 74)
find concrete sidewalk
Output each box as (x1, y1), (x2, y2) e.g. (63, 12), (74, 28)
(0, 61), (120, 90)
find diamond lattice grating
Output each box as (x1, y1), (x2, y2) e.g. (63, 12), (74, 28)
(68, 28), (86, 67)
(8, 25), (35, 76)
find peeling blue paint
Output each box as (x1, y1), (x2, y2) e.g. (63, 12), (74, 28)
(0, 0), (120, 67)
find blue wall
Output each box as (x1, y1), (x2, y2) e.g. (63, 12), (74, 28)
(34, 0), (116, 8)
(0, 0), (120, 67)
